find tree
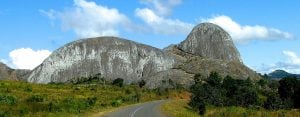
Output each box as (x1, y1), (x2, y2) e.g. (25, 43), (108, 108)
(190, 83), (225, 107)
(264, 92), (283, 110)
(278, 77), (298, 100)
(112, 78), (124, 87)
(207, 72), (222, 88)
(232, 86), (258, 107)
(198, 98), (206, 116)
(138, 80), (146, 88)
(257, 78), (267, 88)
(222, 75), (237, 97)
(293, 82), (300, 108)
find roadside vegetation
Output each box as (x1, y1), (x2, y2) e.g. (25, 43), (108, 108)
(162, 72), (300, 117)
(0, 74), (187, 117)
(162, 99), (300, 117)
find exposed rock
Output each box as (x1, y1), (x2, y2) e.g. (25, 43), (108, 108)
(0, 62), (30, 81)
(144, 69), (194, 89)
(27, 37), (177, 84)
(165, 46), (260, 80)
(26, 23), (261, 88)
(178, 23), (241, 62)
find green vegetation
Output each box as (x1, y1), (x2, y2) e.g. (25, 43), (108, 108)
(112, 78), (124, 87)
(0, 77), (185, 116)
(162, 99), (300, 117)
(163, 72), (300, 116)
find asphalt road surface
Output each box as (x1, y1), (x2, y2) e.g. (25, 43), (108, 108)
(103, 100), (167, 117)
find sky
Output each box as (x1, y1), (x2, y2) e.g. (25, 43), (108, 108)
(0, 0), (300, 74)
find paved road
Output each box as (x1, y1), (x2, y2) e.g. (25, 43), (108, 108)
(103, 100), (167, 117)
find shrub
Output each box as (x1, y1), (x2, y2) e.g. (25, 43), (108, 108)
(0, 110), (11, 117)
(264, 92), (284, 110)
(138, 80), (146, 88)
(27, 95), (45, 102)
(24, 85), (32, 92)
(47, 102), (58, 112)
(207, 72), (222, 88)
(0, 94), (17, 105)
(198, 99), (206, 116)
(232, 86), (258, 107)
(85, 97), (97, 107)
(278, 77), (298, 99)
(18, 108), (29, 115)
(111, 99), (122, 107)
(61, 97), (97, 113)
(62, 97), (84, 113)
(278, 77), (300, 108)
(112, 78), (124, 87)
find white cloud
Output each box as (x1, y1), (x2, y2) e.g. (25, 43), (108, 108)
(283, 51), (300, 65)
(42, 0), (131, 38)
(140, 0), (182, 16)
(201, 15), (293, 43)
(136, 0), (193, 35)
(135, 8), (193, 35)
(256, 51), (300, 74)
(9, 48), (51, 70)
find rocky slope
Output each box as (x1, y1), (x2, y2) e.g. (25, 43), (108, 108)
(26, 23), (260, 88)
(27, 37), (177, 84)
(178, 23), (241, 62)
(0, 62), (30, 81)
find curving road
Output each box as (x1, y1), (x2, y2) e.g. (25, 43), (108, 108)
(103, 100), (167, 117)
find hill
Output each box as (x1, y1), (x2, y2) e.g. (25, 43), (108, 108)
(26, 23), (260, 88)
(268, 69), (300, 79)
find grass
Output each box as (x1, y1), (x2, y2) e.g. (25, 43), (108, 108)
(161, 99), (300, 117)
(0, 80), (186, 116)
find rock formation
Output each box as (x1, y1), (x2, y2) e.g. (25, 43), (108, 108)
(26, 23), (260, 88)
(178, 23), (241, 62)
(27, 37), (177, 84)
(0, 62), (30, 81)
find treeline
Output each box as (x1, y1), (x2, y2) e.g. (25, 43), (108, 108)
(189, 72), (300, 115)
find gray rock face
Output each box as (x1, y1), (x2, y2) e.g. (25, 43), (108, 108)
(0, 62), (13, 80)
(26, 23), (260, 88)
(27, 37), (177, 84)
(178, 23), (241, 62)
(0, 62), (30, 81)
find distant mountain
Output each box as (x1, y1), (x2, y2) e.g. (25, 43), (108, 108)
(0, 62), (30, 81)
(268, 70), (300, 79)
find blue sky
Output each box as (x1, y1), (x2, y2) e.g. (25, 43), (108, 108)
(0, 0), (300, 74)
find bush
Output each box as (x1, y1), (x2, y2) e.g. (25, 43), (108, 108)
(0, 110), (11, 117)
(111, 99), (122, 107)
(264, 92), (284, 110)
(46, 102), (62, 112)
(207, 72), (222, 88)
(188, 93), (206, 115)
(198, 99), (206, 116)
(278, 77), (300, 108)
(27, 95), (45, 102)
(232, 86), (258, 107)
(138, 80), (146, 88)
(85, 97), (97, 107)
(24, 85), (32, 92)
(0, 94), (17, 105)
(191, 84), (225, 106)
(112, 78), (124, 87)
(61, 97), (97, 113)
